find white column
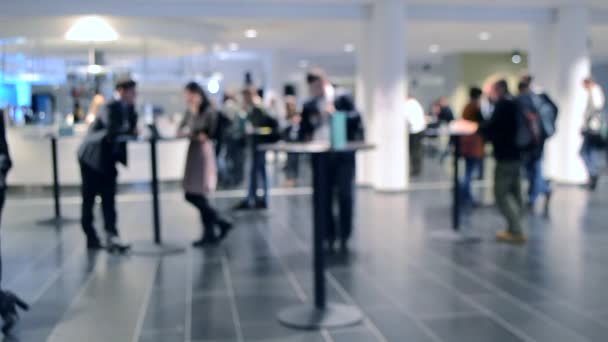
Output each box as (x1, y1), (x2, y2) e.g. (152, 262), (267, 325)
(368, 0), (408, 191)
(528, 22), (557, 97)
(355, 20), (373, 186)
(262, 50), (285, 119)
(545, 6), (590, 184)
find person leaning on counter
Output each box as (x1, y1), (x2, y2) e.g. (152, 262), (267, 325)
(77, 79), (138, 253)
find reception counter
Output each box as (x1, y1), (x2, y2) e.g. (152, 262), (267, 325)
(7, 125), (189, 186)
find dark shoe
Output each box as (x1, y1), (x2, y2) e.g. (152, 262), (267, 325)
(86, 237), (104, 251)
(0, 290), (29, 336)
(543, 190), (552, 218)
(254, 198), (268, 210)
(233, 200), (254, 211)
(217, 220), (234, 241)
(106, 236), (131, 254)
(589, 176), (599, 191)
(192, 235), (218, 248)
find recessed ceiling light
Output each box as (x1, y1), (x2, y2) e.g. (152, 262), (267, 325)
(228, 43), (239, 51)
(298, 60), (309, 68)
(245, 29), (258, 38)
(479, 32), (491, 41)
(87, 64), (104, 75)
(65, 16), (119, 42)
(511, 50), (522, 64)
(429, 44), (440, 54)
(344, 43), (355, 53)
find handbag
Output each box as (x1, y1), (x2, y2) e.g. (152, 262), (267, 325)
(583, 111), (608, 147)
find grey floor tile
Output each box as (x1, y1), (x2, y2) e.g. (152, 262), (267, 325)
(423, 315), (526, 342)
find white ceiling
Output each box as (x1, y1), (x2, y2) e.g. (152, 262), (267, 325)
(0, 1), (607, 76)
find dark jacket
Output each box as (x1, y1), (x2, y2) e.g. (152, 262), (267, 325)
(0, 110), (11, 188)
(478, 95), (521, 161)
(300, 97), (322, 141)
(247, 105), (279, 145)
(78, 100), (138, 173)
(300, 96), (365, 142)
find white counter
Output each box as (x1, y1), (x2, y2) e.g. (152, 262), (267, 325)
(7, 125), (189, 186)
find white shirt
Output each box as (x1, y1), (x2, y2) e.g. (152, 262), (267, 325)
(589, 84), (606, 112)
(404, 98), (427, 134)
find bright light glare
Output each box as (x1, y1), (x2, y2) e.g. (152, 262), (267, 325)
(65, 16), (119, 42)
(87, 64), (104, 74)
(344, 43), (355, 53)
(429, 44), (440, 54)
(479, 32), (491, 41)
(228, 43), (239, 51)
(245, 29), (258, 38)
(512, 54), (522, 64)
(207, 79), (221, 94)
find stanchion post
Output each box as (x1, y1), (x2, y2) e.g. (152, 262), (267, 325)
(150, 138), (161, 244)
(452, 136), (461, 232)
(51, 136), (61, 219)
(312, 153), (327, 309)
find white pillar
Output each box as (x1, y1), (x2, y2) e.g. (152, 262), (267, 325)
(368, 0), (408, 191)
(356, 20), (373, 186)
(528, 22), (557, 97)
(545, 6), (590, 184)
(262, 50), (285, 119)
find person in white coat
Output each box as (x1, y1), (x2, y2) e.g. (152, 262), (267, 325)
(580, 77), (606, 191)
(405, 97), (427, 176)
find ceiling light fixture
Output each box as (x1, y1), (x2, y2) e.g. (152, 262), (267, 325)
(228, 43), (239, 51)
(245, 29), (258, 39)
(65, 16), (119, 42)
(479, 32), (491, 41)
(511, 50), (522, 64)
(344, 43), (355, 53)
(87, 64), (104, 75)
(429, 44), (440, 54)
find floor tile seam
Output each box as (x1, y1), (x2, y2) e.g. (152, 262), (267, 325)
(131, 261), (161, 342)
(221, 254), (244, 342)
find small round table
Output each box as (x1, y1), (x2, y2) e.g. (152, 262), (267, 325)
(259, 142), (373, 330)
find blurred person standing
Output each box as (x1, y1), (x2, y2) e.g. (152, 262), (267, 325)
(0, 110), (28, 334)
(233, 86), (279, 210)
(438, 96), (456, 164)
(580, 77), (606, 191)
(460, 87), (485, 207)
(221, 91), (247, 187)
(300, 69), (335, 142)
(404, 96), (427, 177)
(282, 96), (301, 187)
(479, 79), (526, 244)
(517, 76), (558, 214)
(77, 79), (138, 253)
(178, 82), (233, 247)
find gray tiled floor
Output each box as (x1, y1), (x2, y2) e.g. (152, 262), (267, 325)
(2, 178), (608, 341)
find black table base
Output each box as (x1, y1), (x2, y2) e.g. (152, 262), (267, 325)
(431, 135), (481, 243)
(131, 138), (186, 257)
(277, 153), (363, 330)
(37, 136), (77, 227)
(278, 303), (362, 330)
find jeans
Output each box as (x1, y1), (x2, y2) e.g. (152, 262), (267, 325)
(80, 162), (119, 242)
(247, 150), (268, 205)
(185, 193), (219, 237)
(409, 132), (424, 176)
(580, 137), (600, 178)
(461, 158), (483, 204)
(524, 153), (551, 205)
(494, 161), (524, 235)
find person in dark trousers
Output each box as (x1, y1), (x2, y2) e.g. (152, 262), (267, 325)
(300, 69), (334, 142)
(478, 79), (526, 244)
(0, 110), (29, 335)
(460, 87), (485, 206)
(77, 79), (138, 253)
(233, 86), (279, 210)
(325, 94), (364, 253)
(282, 96), (301, 187)
(580, 77), (606, 191)
(517, 78), (552, 214)
(222, 92), (247, 187)
(179, 82), (233, 247)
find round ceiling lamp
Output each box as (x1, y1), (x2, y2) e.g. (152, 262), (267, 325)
(65, 16), (119, 42)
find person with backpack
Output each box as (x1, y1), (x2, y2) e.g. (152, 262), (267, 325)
(580, 77), (606, 191)
(479, 79), (526, 244)
(517, 76), (558, 215)
(233, 86), (280, 210)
